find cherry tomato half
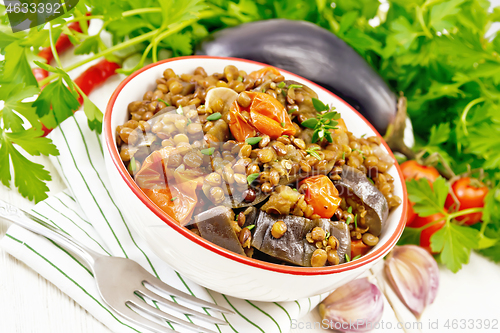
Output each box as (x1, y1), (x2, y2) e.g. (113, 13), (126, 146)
(411, 210), (447, 254)
(229, 92), (296, 141)
(445, 177), (488, 225)
(300, 175), (342, 219)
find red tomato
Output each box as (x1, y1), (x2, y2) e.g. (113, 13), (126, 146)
(400, 160), (440, 182)
(229, 92), (295, 141)
(299, 175), (342, 219)
(406, 200), (417, 226)
(445, 177), (488, 225)
(400, 161), (440, 227)
(411, 210), (447, 254)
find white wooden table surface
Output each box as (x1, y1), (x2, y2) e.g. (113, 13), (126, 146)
(3, 2), (500, 330)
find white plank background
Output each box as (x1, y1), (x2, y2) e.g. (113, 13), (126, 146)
(2, 1), (500, 331)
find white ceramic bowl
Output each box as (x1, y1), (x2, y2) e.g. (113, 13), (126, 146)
(104, 56), (407, 302)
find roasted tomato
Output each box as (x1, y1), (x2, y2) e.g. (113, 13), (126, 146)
(445, 177), (488, 225)
(300, 175), (342, 219)
(248, 66), (281, 81)
(135, 147), (198, 225)
(411, 210), (447, 254)
(400, 160), (440, 182)
(400, 160), (440, 226)
(229, 92), (296, 141)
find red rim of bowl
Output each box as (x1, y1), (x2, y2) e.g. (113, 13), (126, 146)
(105, 55), (408, 276)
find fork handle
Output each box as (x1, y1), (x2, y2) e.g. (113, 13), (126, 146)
(0, 199), (102, 269)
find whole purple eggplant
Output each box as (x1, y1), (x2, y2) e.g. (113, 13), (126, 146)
(196, 19), (397, 135)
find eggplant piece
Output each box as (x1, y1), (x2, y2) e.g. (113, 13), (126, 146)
(333, 165), (388, 236)
(195, 206), (245, 255)
(245, 212), (351, 266)
(221, 189), (269, 209)
(196, 19), (396, 134)
(282, 80), (318, 118)
(248, 212), (315, 266)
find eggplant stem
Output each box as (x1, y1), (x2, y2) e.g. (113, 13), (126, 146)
(384, 95), (416, 160)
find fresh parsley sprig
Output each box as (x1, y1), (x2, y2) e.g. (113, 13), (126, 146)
(301, 98), (340, 143)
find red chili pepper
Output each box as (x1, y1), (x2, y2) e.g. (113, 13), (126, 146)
(41, 59), (121, 136)
(33, 20), (85, 82)
(74, 59), (121, 104)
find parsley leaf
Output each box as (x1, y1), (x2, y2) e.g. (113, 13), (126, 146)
(0, 83), (40, 131)
(0, 43), (37, 86)
(397, 227), (421, 246)
(428, 123), (451, 146)
(311, 97), (328, 112)
(429, 0), (465, 32)
(406, 177), (448, 217)
(33, 77), (80, 127)
(0, 129), (58, 203)
(431, 222), (479, 273)
(163, 32), (193, 56)
(477, 187), (500, 260)
(82, 95), (104, 134)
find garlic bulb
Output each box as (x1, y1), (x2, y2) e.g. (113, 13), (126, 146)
(319, 278), (384, 333)
(384, 245), (439, 318)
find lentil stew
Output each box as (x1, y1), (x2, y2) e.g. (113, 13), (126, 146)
(116, 65), (401, 267)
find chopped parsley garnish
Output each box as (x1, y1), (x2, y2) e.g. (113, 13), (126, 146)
(247, 173), (260, 184)
(246, 137), (263, 145)
(206, 112), (222, 121)
(305, 146), (321, 160)
(157, 98), (170, 106)
(201, 147), (215, 156)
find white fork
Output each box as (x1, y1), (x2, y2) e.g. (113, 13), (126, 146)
(0, 199), (233, 333)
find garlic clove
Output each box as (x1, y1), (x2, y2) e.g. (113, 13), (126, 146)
(384, 245), (439, 319)
(319, 277), (384, 333)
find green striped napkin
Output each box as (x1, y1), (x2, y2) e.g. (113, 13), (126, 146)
(0, 111), (325, 333)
